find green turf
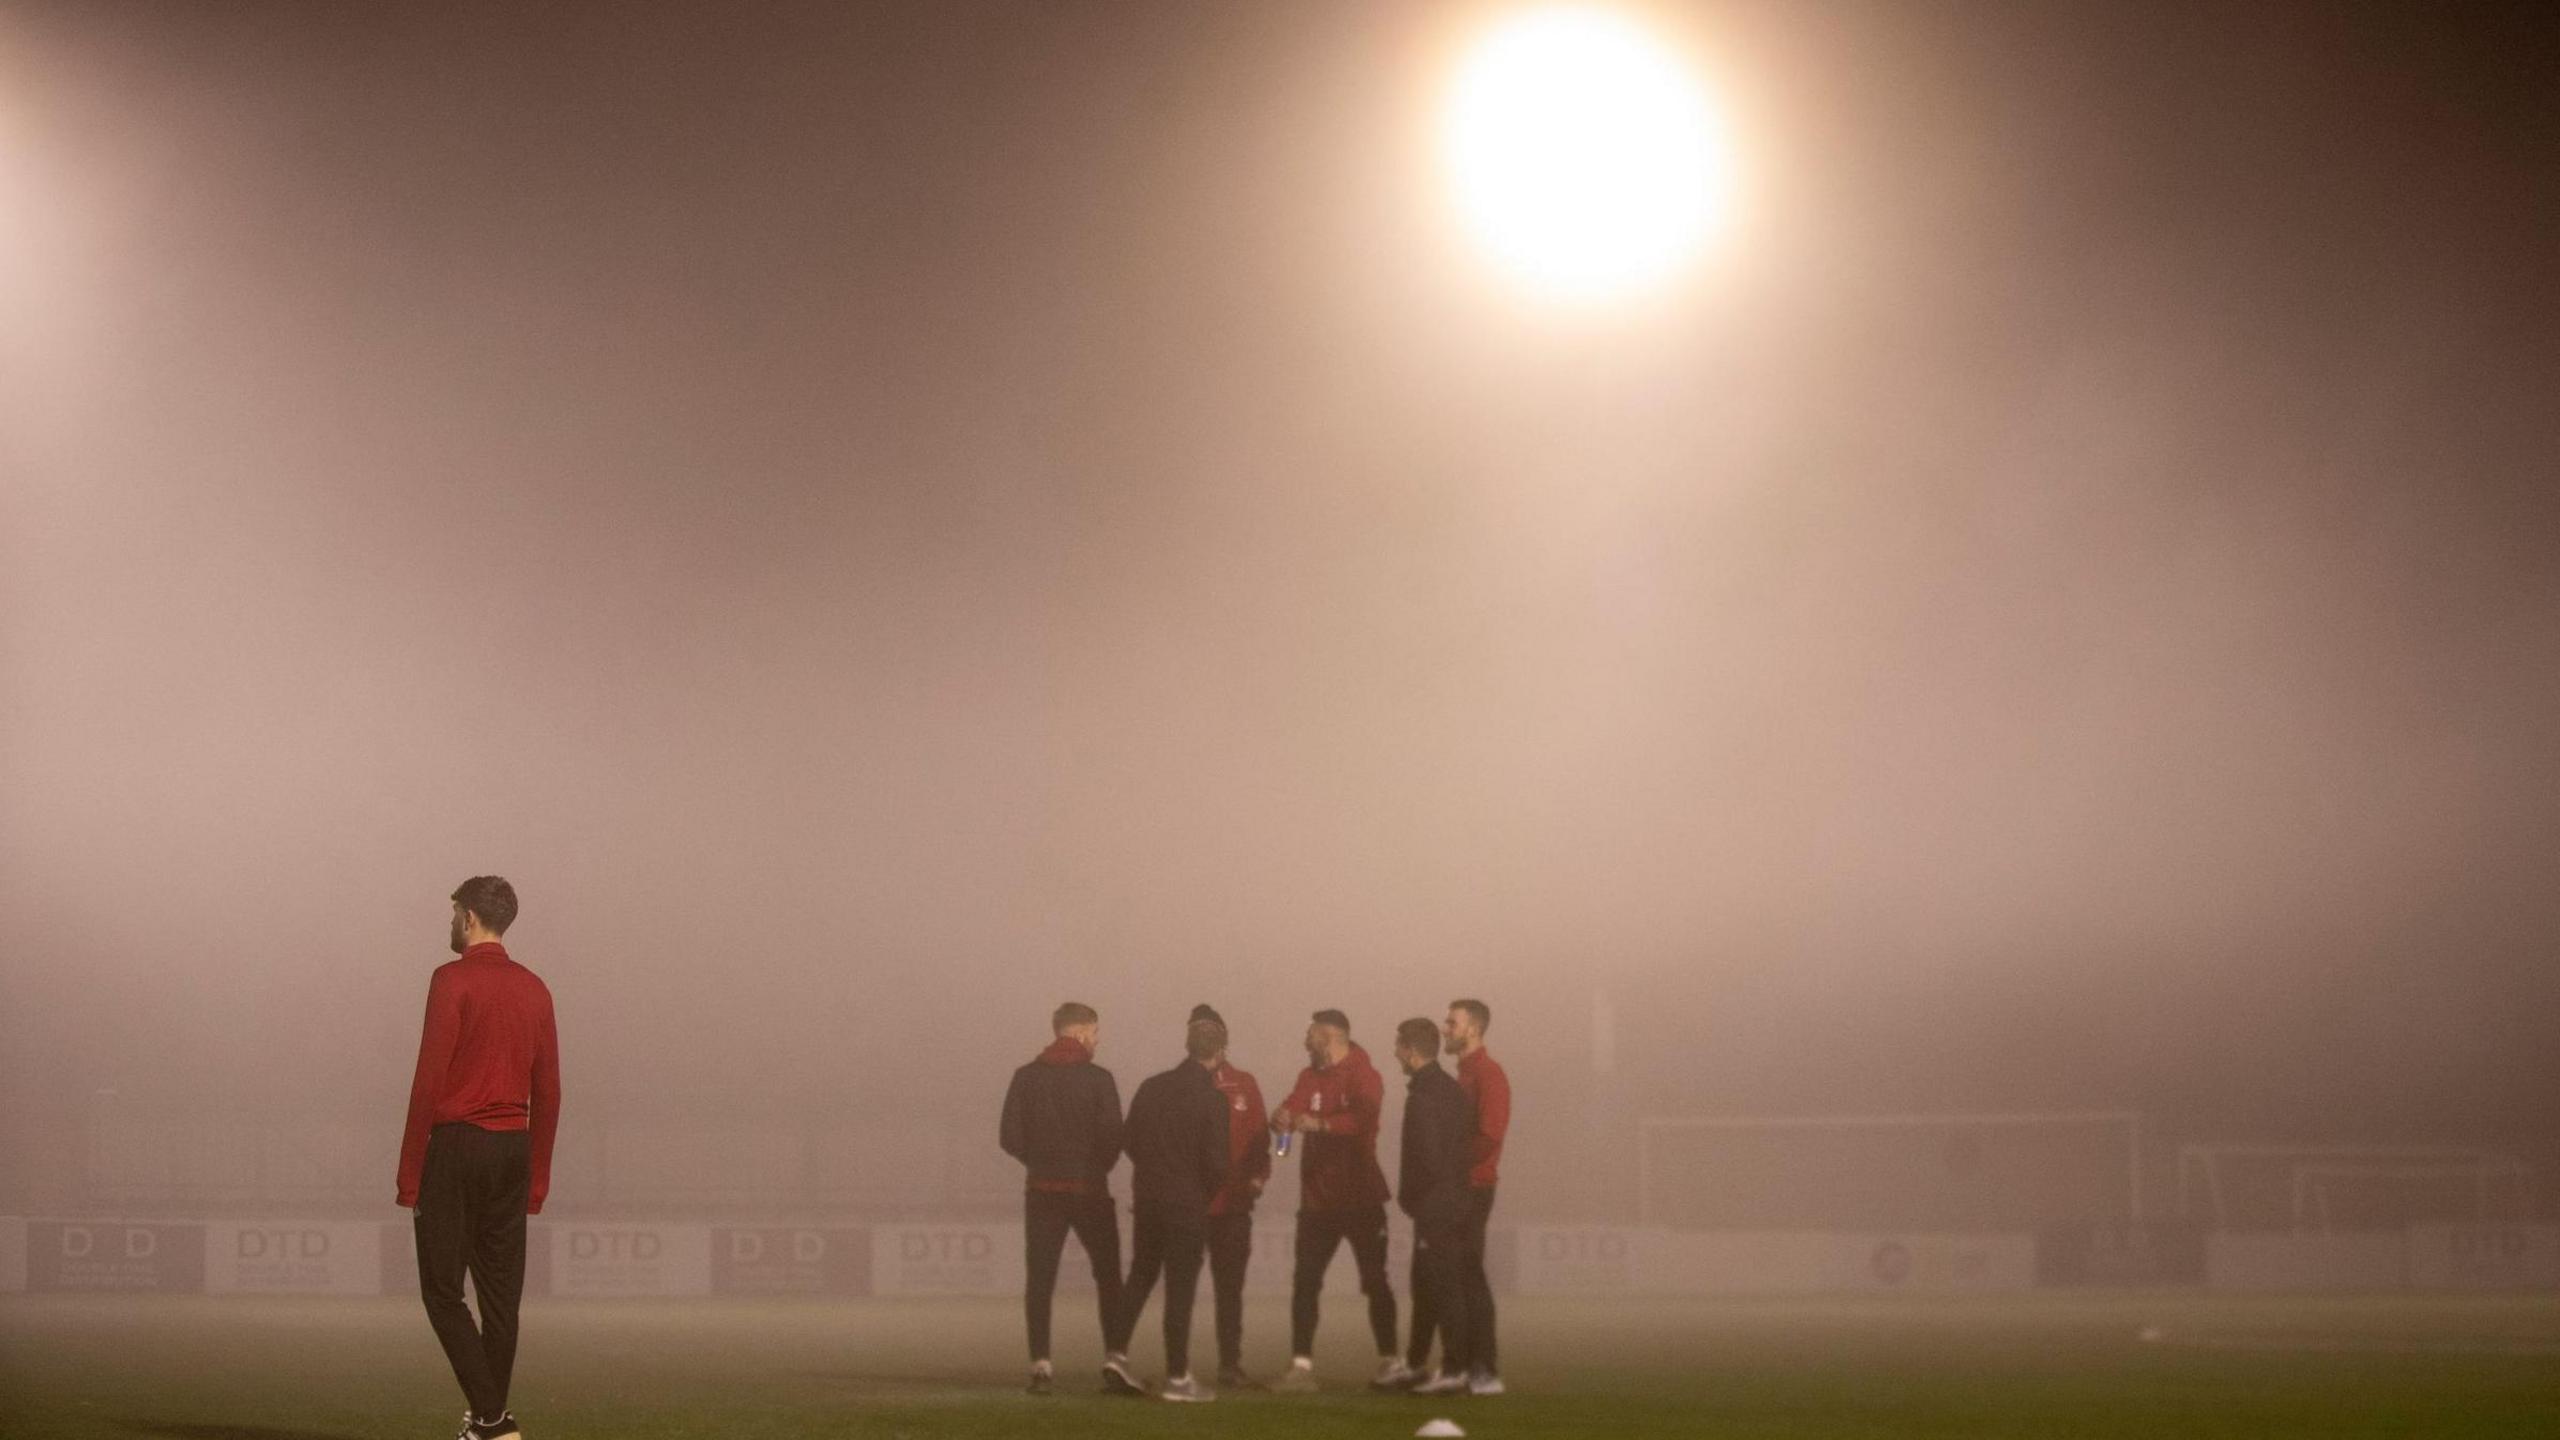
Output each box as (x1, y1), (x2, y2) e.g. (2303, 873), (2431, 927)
(6, 1291), (2559, 1438)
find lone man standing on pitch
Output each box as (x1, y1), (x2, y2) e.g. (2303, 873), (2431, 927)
(1394, 1015), (1477, 1397)
(1191, 1004), (1273, 1391)
(1118, 1013), (1234, 1401)
(1270, 1009), (1400, 1393)
(999, 1001), (1130, 1396)
(1406, 998), (1511, 1394)
(397, 876), (561, 1440)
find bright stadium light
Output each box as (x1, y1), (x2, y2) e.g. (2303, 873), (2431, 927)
(1441, 5), (1737, 303)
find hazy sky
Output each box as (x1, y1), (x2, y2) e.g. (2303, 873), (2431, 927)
(3, 1), (2556, 1211)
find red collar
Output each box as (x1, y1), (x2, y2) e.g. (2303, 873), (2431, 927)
(460, 941), (511, 963)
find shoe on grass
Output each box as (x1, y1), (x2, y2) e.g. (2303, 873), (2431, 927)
(1101, 1356), (1146, 1396)
(1370, 1359), (1422, 1391)
(1411, 1369), (1471, 1397)
(1273, 1359), (1320, 1393)
(1160, 1373), (1216, 1403)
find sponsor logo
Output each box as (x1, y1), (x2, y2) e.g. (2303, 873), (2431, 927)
(1523, 1227), (1634, 1292)
(552, 1225), (710, 1296)
(874, 1226), (1014, 1294)
(29, 1223), (206, 1293)
(711, 1227), (869, 1296)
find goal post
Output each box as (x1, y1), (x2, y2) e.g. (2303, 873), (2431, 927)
(1635, 1111), (2145, 1231)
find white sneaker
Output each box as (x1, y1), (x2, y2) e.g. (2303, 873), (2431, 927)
(1412, 1369), (1470, 1396)
(1467, 1369), (1506, 1396)
(1101, 1355), (1145, 1396)
(1273, 1359), (1320, 1393)
(1370, 1359), (1422, 1391)
(1160, 1374), (1217, 1402)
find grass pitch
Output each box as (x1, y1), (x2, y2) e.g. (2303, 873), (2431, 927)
(6, 1290), (2559, 1438)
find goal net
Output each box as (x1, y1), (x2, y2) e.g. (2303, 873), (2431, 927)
(1636, 1111), (2144, 1231)
(2175, 1144), (2533, 1233)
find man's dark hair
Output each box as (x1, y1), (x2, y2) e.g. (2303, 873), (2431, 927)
(1186, 1017), (1227, 1063)
(1053, 1002), (1098, 1033)
(1396, 1017), (1441, 1057)
(450, 876), (518, 936)
(1451, 998), (1491, 1032)
(1311, 1008), (1351, 1033)
(1189, 1003), (1224, 1026)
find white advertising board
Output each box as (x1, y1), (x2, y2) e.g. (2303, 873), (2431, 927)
(548, 1222), (712, 1297)
(1514, 1227), (2036, 1295)
(2205, 1232), (2407, 1292)
(204, 1221), (384, 1296)
(872, 1223), (1020, 1296)
(2407, 1224), (2560, 1292)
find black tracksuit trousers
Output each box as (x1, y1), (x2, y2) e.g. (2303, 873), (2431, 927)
(1290, 1204), (1398, 1358)
(1024, 1188), (1127, 1362)
(1406, 1183), (1498, 1374)
(1121, 1205), (1208, 1378)
(414, 1123), (530, 1424)
(1205, 1209), (1254, 1372)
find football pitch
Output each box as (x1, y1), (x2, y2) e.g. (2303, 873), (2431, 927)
(5, 1291), (2558, 1438)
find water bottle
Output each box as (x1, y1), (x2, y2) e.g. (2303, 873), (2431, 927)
(1274, 1128), (1293, 1158)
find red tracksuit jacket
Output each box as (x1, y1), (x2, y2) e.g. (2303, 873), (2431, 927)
(1208, 1061), (1272, 1217)
(1275, 1043), (1392, 1211)
(395, 942), (562, 1213)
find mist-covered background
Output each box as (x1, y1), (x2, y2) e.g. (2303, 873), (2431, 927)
(3, 0), (2555, 1219)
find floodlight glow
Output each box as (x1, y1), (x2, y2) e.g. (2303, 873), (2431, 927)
(1442, 6), (1736, 302)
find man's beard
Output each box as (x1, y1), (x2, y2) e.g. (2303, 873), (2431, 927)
(449, 916), (466, 954)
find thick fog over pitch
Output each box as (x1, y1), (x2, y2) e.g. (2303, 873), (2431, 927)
(1, 2), (2555, 1219)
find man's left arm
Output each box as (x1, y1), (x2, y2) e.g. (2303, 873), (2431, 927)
(394, 968), (460, 1209)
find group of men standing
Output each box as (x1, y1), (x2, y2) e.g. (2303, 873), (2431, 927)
(1000, 998), (1511, 1402)
(390, 873), (1510, 1434)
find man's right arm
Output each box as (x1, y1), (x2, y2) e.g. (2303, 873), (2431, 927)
(394, 968), (460, 1208)
(528, 991), (561, 1216)
(1271, 1068), (1316, 1130)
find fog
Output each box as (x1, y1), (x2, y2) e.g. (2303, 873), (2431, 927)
(3, 1), (2555, 1221)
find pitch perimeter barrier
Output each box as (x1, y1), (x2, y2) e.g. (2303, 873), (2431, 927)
(1513, 1226), (2038, 1296)
(11, 1219), (2558, 1297)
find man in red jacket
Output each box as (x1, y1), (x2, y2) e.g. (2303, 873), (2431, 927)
(1405, 997), (1510, 1396)
(1191, 1004), (1271, 1391)
(397, 876), (561, 1440)
(1269, 1009), (1399, 1393)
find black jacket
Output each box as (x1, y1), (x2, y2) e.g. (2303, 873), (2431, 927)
(1000, 1042), (1125, 1193)
(1397, 1061), (1474, 1227)
(1122, 1057), (1231, 1220)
